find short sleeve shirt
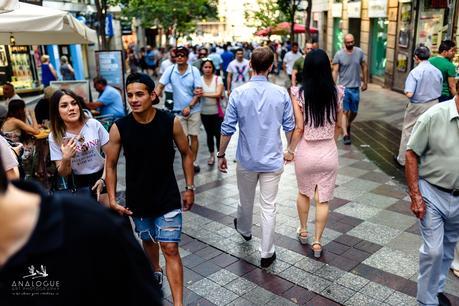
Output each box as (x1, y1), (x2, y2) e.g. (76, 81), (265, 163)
(226, 59), (250, 89)
(201, 75), (223, 115)
(332, 47), (366, 88)
(98, 85), (125, 118)
(48, 119), (109, 175)
(429, 56), (457, 96)
(284, 51), (302, 75)
(159, 64), (203, 113)
(404, 61), (443, 103)
(0, 135), (18, 171)
(407, 99), (459, 189)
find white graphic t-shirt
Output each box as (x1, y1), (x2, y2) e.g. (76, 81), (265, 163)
(227, 59), (250, 90)
(49, 119), (109, 175)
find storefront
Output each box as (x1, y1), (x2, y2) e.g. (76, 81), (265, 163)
(370, 18), (388, 78)
(332, 2), (344, 55)
(0, 45), (42, 96)
(392, 0), (457, 91)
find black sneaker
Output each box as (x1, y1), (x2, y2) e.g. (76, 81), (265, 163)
(343, 135), (351, 145)
(233, 218), (252, 241)
(153, 270), (163, 288)
(438, 293), (451, 306)
(260, 252), (276, 268)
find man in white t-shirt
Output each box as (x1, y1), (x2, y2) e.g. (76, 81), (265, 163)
(226, 48), (250, 95)
(159, 49), (176, 110)
(283, 42), (302, 80)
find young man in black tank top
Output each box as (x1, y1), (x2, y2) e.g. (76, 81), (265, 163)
(105, 73), (195, 306)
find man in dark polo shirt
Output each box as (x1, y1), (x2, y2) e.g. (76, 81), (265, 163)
(0, 162), (161, 305)
(405, 82), (459, 306)
(105, 72), (195, 306)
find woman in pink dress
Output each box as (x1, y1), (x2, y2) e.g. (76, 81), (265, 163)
(285, 49), (347, 258)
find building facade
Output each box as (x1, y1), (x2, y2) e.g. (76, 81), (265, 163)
(320, 0), (458, 91)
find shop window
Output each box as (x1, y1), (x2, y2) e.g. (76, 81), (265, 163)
(415, 0), (449, 53)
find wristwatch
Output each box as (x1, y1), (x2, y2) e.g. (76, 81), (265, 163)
(185, 184), (196, 192)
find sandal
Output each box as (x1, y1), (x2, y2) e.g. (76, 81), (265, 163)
(208, 155), (215, 165)
(297, 227), (308, 245)
(311, 241), (322, 258)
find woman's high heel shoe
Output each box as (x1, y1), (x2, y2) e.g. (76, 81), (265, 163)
(312, 241), (322, 258)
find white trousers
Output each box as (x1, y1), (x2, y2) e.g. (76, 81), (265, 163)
(452, 242), (459, 270)
(236, 164), (283, 258)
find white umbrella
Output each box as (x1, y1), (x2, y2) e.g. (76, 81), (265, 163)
(0, 2), (97, 45)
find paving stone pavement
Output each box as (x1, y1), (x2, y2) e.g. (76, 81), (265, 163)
(115, 81), (459, 305)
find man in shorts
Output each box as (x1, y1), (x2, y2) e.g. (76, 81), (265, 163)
(332, 33), (368, 145)
(155, 46), (203, 173)
(106, 72), (195, 305)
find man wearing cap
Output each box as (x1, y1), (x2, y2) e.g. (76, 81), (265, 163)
(405, 81), (459, 306)
(155, 46), (203, 173)
(106, 72), (195, 305)
(395, 45), (442, 167)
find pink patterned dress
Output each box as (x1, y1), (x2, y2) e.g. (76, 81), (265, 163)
(291, 86), (344, 202)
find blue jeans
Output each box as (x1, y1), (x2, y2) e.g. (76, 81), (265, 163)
(343, 87), (360, 113)
(132, 209), (182, 243)
(417, 179), (459, 305)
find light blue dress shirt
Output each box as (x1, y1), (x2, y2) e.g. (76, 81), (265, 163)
(404, 61), (443, 103)
(159, 64), (203, 113)
(221, 76), (295, 172)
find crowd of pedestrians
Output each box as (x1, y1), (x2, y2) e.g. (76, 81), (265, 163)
(0, 36), (458, 306)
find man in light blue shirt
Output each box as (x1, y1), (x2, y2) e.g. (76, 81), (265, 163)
(218, 47), (295, 268)
(87, 76), (125, 120)
(208, 47), (223, 75)
(395, 45), (443, 166)
(156, 46), (203, 173)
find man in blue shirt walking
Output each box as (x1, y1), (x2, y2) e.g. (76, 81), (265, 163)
(221, 44), (235, 90)
(394, 45), (442, 167)
(217, 47), (295, 268)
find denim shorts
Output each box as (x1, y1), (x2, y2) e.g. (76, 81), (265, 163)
(132, 209), (182, 243)
(343, 87), (360, 113)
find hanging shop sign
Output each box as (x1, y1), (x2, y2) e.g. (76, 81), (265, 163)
(347, 2), (362, 18)
(368, 0), (387, 17)
(332, 3), (343, 17)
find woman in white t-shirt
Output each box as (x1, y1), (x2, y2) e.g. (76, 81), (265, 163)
(48, 89), (109, 204)
(200, 59), (224, 165)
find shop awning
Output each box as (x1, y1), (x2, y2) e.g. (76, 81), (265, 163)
(0, 2), (97, 45)
(271, 22), (318, 35)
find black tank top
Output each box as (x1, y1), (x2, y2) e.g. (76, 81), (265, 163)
(116, 110), (181, 218)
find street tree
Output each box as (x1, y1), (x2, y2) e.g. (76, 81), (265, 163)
(277, 0), (313, 43)
(95, 0), (120, 50)
(244, 0), (285, 38)
(123, 0), (217, 43)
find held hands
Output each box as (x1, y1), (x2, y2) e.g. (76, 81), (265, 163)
(194, 88), (203, 97)
(284, 151), (294, 163)
(410, 194), (426, 219)
(182, 190), (194, 211)
(61, 137), (77, 160)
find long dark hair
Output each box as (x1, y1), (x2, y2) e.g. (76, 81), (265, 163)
(49, 89), (87, 144)
(301, 49), (337, 127)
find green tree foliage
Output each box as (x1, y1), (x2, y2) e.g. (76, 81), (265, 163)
(277, 0), (303, 43)
(244, 0), (284, 32)
(123, 0), (217, 40)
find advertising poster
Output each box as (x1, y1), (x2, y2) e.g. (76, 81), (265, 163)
(95, 50), (125, 105)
